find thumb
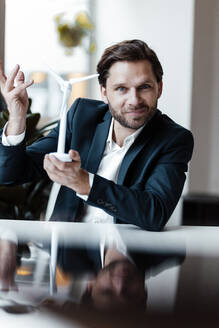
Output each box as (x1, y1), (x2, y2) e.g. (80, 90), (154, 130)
(69, 150), (81, 162)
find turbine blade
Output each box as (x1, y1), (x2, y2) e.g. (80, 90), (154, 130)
(69, 73), (99, 85)
(46, 65), (65, 86)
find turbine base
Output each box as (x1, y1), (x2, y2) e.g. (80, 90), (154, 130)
(49, 152), (72, 162)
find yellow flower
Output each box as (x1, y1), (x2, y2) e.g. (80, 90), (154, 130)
(54, 11), (96, 54)
(54, 14), (61, 24)
(89, 41), (96, 54)
(76, 12), (93, 30)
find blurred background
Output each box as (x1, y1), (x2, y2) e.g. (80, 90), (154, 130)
(0, 0), (219, 225)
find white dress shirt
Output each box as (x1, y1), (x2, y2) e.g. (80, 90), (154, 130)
(2, 119), (144, 224)
(81, 118), (144, 223)
(2, 123), (25, 146)
(0, 228), (18, 244)
(99, 224), (133, 267)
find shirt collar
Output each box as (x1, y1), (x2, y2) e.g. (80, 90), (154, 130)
(106, 118), (145, 150)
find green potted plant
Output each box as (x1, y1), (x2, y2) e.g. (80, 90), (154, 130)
(0, 99), (58, 220)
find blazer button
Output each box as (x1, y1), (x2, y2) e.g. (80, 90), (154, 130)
(97, 199), (104, 205)
(111, 206), (117, 213)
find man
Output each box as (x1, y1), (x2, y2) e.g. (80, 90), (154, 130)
(0, 231), (17, 291)
(0, 228), (30, 291)
(0, 39), (193, 230)
(54, 224), (185, 313)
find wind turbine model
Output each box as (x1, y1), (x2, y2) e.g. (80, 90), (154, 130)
(47, 66), (99, 162)
(45, 69), (99, 286)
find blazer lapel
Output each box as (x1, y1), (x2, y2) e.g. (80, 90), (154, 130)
(117, 110), (162, 184)
(85, 112), (112, 173)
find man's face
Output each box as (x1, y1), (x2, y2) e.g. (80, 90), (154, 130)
(88, 260), (147, 311)
(100, 60), (162, 131)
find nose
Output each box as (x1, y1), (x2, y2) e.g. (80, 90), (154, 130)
(112, 276), (128, 295)
(127, 88), (140, 107)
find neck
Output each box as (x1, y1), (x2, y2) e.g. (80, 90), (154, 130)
(104, 247), (128, 266)
(113, 121), (137, 147)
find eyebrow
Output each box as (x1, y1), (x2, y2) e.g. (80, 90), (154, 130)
(112, 80), (154, 88)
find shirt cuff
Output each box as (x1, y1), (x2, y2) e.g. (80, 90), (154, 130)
(2, 122), (25, 146)
(76, 173), (94, 201)
(0, 228), (18, 245)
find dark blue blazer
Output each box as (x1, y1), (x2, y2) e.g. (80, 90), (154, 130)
(0, 98), (193, 230)
(58, 243), (185, 277)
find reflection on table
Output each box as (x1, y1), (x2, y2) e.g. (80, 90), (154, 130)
(0, 221), (219, 327)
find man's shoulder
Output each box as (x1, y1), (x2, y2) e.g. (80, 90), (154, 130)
(147, 110), (194, 153)
(155, 110), (193, 139)
(70, 97), (108, 113)
(68, 98), (111, 129)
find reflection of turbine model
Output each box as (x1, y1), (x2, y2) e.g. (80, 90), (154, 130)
(48, 67), (99, 162)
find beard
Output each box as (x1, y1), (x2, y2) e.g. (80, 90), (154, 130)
(108, 101), (157, 130)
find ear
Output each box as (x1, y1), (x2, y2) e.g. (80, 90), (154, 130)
(158, 81), (163, 99)
(100, 85), (108, 104)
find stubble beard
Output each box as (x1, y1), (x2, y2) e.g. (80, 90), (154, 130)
(108, 101), (157, 130)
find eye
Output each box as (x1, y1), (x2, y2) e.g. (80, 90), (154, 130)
(116, 86), (126, 92)
(138, 84), (151, 90)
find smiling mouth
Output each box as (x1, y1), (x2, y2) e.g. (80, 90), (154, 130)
(125, 105), (149, 113)
(126, 109), (146, 116)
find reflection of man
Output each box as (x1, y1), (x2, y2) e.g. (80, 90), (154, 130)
(81, 247), (147, 312)
(0, 229), (17, 291)
(0, 39), (193, 230)
(58, 225), (185, 313)
(0, 229), (30, 292)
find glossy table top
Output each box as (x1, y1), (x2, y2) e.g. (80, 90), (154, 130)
(0, 220), (219, 327)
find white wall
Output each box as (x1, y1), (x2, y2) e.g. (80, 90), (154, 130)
(5, 0), (89, 73)
(0, 0), (5, 65)
(4, 0), (91, 117)
(189, 0), (219, 194)
(92, 0), (195, 129)
(209, 1), (219, 193)
(91, 0), (195, 225)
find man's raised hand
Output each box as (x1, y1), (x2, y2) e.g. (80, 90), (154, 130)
(0, 61), (34, 135)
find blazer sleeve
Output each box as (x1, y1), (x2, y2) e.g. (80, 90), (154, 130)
(0, 98), (80, 185)
(86, 129), (194, 231)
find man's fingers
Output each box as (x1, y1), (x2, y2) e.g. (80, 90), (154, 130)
(9, 278), (18, 292)
(10, 79), (34, 97)
(45, 153), (75, 171)
(15, 70), (25, 85)
(69, 150), (80, 162)
(0, 62), (33, 93)
(19, 79), (34, 89)
(0, 280), (9, 292)
(43, 156), (64, 183)
(5, 64), (20, 91)
(44, 155), (64, 174)
(44, 154), (55, 171)
(0, 279), (18, 292)
(44, 152), (81, 178)
(0, 60), (7, 86)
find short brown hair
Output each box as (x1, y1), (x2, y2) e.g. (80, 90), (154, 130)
(97, 39), (163, 87)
